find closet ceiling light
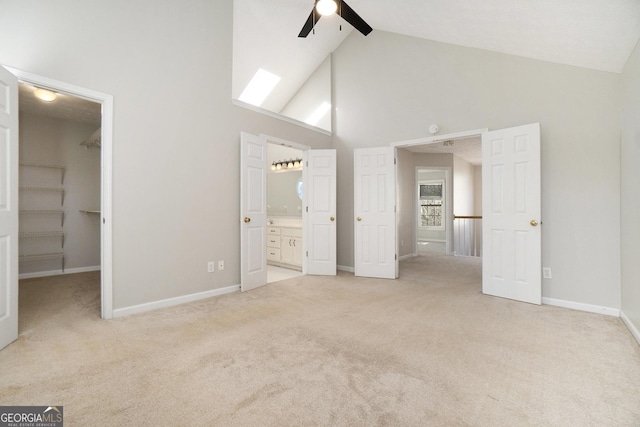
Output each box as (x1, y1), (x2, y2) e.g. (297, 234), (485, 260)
(34, 88), (57, 102)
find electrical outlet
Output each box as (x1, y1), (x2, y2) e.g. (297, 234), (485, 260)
(543, 267), (552, 279)
(218, 260), (225, 271)
(207, 261), (215, 273)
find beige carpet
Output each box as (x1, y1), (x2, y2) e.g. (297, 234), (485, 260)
(1, 256), (639, 426)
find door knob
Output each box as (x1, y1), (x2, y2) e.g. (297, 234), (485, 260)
(330, 217), (335, 222)
(530, 219), (538, 227)
(244, 217), (251, 223)
(356, 216), (362, 222)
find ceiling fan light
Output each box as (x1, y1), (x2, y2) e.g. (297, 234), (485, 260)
(34, 88), (57, 102)
(316, 0), (337, 16)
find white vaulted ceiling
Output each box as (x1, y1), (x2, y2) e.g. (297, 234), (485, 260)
(365, 0), (640, 73)
(234, 0), (640, 117)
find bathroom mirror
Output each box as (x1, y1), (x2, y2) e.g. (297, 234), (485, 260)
(267, 171), (303, 217)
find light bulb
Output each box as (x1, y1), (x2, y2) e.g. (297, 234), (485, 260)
(34, 88), (57, 102)
(288, 161), (294, 168)
(276, 163), (282, 170)
(294, 160), (300, 168)
(271, 164), (276, 171)
(316, 0), (337, 16)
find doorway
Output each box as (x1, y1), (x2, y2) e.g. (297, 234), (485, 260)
(240, 132), (337, 291)
(389, 124), (542, 305)
(415, 168), (450, 257)
(266, 141), (305, 283)
(391, 130), (484, 290)
(9, 67), (114, 319)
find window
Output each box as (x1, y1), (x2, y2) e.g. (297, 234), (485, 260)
(419, 180), (445, 230)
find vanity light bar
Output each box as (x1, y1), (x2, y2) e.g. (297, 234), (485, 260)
(271, 158), (303, 171)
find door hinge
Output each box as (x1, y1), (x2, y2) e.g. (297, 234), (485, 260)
(394, 205), (397, 213)
(394, 158), (397, 165)
(306, 161), (309, 167)
(395, 254), (398, 261)
(306, 251), (309, 257)
(306, 206), (308, 212)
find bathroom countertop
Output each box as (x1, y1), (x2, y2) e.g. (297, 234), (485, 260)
(268, 218), (302, 228)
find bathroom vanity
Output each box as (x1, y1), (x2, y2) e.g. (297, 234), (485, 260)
(267, 224), (303, 271)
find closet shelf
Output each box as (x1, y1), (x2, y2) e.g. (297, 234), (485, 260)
(19, 162), (66, 170)
(19, 231), (64, 238)
(20, 186), (64, 192)
(79, 209), (100, 214)
(80, 128), (101, 149)
(19, 252), (64, 261)
(19, 160), (66, 274)
(19, 209), (64, 215)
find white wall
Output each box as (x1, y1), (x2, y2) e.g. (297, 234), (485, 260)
(334, 30), (621, 309)
(0, 0), (332, 310)
(280, 55), (332, 132)
(452, 155), (478, 256)
(620, 40), (640, 338)
(453, 155), (474, 217)
(473, 165), (482, 216)
(19, 112), (101, 274)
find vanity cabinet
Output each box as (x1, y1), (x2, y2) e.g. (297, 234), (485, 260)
(280, 227), (303, 268)
(266, 227), (281, 262)
(267, 226), (303, 270)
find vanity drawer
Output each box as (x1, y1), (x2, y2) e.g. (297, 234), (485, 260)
(267, 227), (280, 235)
(267, 236), (281, 248)
(267, 248), (281, 261)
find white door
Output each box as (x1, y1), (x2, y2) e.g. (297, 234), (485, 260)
(240, 132), (267, 291)
(304, 149), (336, 275)
(0, 66), (18, 350)
(354, 147), (397, 279)
(482, 123), (541, 304)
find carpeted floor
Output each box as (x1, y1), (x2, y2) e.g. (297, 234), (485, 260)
(1, 256), (639, 426)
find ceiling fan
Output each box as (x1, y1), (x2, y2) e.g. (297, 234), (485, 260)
(298, 0), (373, 38)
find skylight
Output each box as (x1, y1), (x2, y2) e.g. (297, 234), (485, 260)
(305, 102), (331, 126)
(238, 68), (281, 107)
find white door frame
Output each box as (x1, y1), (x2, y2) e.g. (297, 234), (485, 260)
(6, 67), (114, 319)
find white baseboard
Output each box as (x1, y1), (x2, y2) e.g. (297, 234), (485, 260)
(112, 284), (240, 318)
(621, 311), (640, 345)
(542, 297), (620, 317)
(19, 266), (101, 280)
(337, 265), (355, 273)
(399, 254), (416, 261)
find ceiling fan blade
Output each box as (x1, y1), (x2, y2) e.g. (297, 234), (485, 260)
(298, 8), (322, 38)
(338, 0), (373, 36)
